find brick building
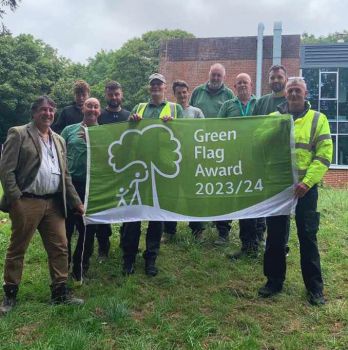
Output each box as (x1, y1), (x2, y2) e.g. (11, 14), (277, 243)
(159, 35), (301, 100)
(159, 35), (348, 187)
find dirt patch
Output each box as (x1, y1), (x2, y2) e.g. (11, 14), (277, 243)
(15, 322), (40, 345)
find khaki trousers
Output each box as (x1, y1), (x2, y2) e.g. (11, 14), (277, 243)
(4, 196), (68, 286)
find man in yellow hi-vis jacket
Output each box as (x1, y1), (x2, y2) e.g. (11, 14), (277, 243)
(122, 73), (183, 277)
(258, 78), (333, 306)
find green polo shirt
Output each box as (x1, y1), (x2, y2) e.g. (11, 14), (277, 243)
(252, 93), (286, 116)
(189, 82), (234, 118)
(61, 123), (89, 182)
(218, 95), (257, 118)
(130, 100), (183, 119)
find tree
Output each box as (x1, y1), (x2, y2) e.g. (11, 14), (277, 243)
(0, 33), (66, 142)
(0, 0), (21, 34)
(85, 29), (195, 110)
(302, 31), (348, 44)
(50, 61), (88, 110)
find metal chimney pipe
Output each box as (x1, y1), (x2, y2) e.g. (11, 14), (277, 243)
(256, 23), (265, 98)
(273, 21), (282, 65)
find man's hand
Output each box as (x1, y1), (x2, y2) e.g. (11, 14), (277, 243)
(294, 182), (310, 198)
(128, 114), (142, 122)
(161, 115), (173, 122)
(74, 203), (85, 215)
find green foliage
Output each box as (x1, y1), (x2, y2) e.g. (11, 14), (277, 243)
(86, 29), (194, 110)
(0, 0), (20, 34)
(0, 33), (68, 142)
(302, 30), (348, 44)
(0, 29), (194, 141)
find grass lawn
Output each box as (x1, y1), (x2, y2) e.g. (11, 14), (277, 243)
(0, 187), (347, 349)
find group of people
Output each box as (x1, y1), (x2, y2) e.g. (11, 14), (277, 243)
(0, 62), (332, 316)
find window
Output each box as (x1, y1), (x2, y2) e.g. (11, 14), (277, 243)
(302, 67), (348, 167)
(320, 72), (337, 99)
(338, 135), (348, 165)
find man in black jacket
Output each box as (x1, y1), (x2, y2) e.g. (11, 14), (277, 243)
(52, 80), (90, 134)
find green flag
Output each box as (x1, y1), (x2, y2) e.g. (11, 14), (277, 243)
(85, 116), (297, 224)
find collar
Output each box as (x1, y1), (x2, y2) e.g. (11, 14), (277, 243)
(148, 100), (167, 107)
(234, 95), (256, 104)
(277, 101), (311, 118)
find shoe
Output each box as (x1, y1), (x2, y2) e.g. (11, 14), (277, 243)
(161, 232), (174, 244)
(227, 248), (258, 260)
(0, 284), (18, 316)
(70, 271), (87, 287)
(258, 281), (283, 298)
(51, 284), (84, 305)
(192, 230), (204, 242)
(308, 291), (325, 306)
(0, 295), (17, 316)
(145, 259), (158, 276)
(122, 262), (135, 276)
(214, 236), (229, 246)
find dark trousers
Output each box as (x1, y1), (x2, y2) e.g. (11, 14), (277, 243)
(215, 220), (231, 238)
(164, 221), (204, 235)
(264, 186), (323, 293)
(256, 217), (266, 241)
(122, 221), (163, 262)
(239, 218), (259, 250)
(96, 224), (112, 256)
(66, 182), (111, 258)
(66, 180), (100, 279)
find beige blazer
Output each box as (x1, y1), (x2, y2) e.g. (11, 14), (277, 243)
(0, 122), (81, 216)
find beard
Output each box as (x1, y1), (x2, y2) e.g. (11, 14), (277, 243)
(208, 81), (223, 90)
(107, 100), (120, 108)
(270, 82), (285, 93)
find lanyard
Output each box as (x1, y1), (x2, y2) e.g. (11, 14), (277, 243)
(40, 135), (55, 161)
(237, 99), (252, 116)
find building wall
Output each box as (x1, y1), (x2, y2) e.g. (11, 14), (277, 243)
(323, 169), (348, 188)
(159, 35), (301, 101)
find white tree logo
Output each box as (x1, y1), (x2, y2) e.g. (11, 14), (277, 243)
(108, 124), (182, 208)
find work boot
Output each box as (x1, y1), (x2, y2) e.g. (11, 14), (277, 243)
(51, 283), (84, 305)
(145, 258), (158, 276)
(258, 280), (283, 298)
(122, 257), (135, 276)
(308, 291), (326, 306)
(213, 236), (229, 246)
(0, 284), (18, 316)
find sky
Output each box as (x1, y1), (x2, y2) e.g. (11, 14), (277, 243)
(3, 0), (347, 63)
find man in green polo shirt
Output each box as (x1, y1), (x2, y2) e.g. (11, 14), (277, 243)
(190, 63), (235, 245)
(218, 73), (261, 258)
(253, 65), (290, 253)
(218, 73), (257, 117)
(123, 73), (182, 277)
(253, 64), (288, 116)
(190, 63), (234, 118)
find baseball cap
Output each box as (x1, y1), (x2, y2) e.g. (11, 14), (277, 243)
(149, 73), (166, 84)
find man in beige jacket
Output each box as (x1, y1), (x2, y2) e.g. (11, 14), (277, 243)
(0, 95), (84, 315)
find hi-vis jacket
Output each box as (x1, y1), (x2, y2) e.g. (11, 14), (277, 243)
(273, 102), (333, 188)
(136, 102), (178, 119)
